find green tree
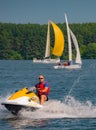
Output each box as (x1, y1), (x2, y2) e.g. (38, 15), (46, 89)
(82, 43), (96, 59)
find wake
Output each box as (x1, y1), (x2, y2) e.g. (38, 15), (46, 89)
(0, 95), (96, 119)
(20, 96), (96, 119)
(1, 86), (96, 119)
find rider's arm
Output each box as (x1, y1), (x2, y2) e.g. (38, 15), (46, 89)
(40, 87), (48, 92)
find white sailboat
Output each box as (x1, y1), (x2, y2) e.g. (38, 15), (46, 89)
(33, 21), (64, 63)
(54, 14), (82, 69)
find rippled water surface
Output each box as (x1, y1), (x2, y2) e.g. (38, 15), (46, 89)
(0, 60), (96, 129)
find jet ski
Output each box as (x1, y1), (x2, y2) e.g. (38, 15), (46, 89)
(1, 87), (43, 115)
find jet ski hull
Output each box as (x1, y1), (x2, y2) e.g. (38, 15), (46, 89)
(2, 102), (38, 115)
(1, 87), (43, 115)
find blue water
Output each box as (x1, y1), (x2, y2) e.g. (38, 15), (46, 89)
(0, 60), (96, 129)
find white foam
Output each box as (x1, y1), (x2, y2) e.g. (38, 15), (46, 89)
(1, 94), (96, 119)
(19, 96), (96, 119)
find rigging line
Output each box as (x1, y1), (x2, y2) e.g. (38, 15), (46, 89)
(67, 61), (96, 96)
(68, 75), (81, 96)
(65, 62), (95, 102)
(64, 75), (82, 103)
(65, 61), (96, 103)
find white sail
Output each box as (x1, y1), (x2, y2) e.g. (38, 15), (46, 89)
(69, 28), (82, 65)
(45, 21), (50, 58)
(54, 13), (82, 69)
(65, 13), (72, 62)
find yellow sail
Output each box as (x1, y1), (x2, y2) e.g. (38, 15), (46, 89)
(51, 21), (64, 57)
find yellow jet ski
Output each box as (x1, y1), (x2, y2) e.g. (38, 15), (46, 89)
(1, 87), (43, 115)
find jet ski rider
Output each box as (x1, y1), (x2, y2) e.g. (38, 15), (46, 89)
(31, 75), (50, 105)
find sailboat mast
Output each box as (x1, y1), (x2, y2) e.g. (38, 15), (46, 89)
(45, 21), (50, 58)
(65, 13), (72, 62)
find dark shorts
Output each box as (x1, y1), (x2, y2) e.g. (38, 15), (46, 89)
(38, 94), (48, 101)
(46, 95), (48, 101)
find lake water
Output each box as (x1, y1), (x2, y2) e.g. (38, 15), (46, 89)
(0, 60), (96, 129)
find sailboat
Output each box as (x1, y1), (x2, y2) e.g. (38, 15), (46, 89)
(54, 14), (82, 69)
(33, 21), (64, 63)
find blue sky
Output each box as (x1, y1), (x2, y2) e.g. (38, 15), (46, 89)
(0, 0), (96, 24)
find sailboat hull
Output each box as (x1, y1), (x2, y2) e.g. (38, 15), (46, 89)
(43, 58), (60, 63)
(33, 58), (60, 63)
(33, 58), (43, 63)
(54, 64), (81, 69)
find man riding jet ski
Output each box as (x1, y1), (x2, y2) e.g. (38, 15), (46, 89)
(31, 74), (50, 105)
(1, 75), (50, 115)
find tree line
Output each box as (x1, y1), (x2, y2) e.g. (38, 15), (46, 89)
(0, 22), (96, 60)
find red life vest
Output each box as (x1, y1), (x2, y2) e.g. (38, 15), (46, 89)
(36, 82), (50, 96)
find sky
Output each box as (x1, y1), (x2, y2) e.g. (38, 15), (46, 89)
(0, 0), (96, 24)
